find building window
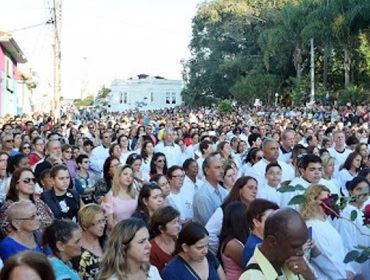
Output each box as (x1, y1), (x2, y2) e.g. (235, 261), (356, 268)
(119, 92), (123, 104)
(124, 92), (127, 104)
(166, 92), (171, 104)
(5, 57), (13, 93)
(150, 92), (154, 103)
(171, 92), (176, 104)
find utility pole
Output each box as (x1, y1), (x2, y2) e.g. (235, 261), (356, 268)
(52, 0), (62, 119)
(310, 38), (315, 104)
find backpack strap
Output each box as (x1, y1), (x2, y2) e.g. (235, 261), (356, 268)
(245, 263), (262, 271)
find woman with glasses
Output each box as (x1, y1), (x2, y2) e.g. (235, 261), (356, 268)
(0, 167), (54, 237)
(72, 204), (107, 279)
(150, 152), (167, 177)
(28, 137), (45, 168)
(19, 142), (31, 156)
(0, 201), (47, 262)
(41, 165), (81, 221)
(241, 148), (263, 177)
(75, 154), (97, 204)
(43, 219), (81, 280)
(102, 165), (138, 230)
(93, 156), (120, 203)
(98, 218), (161, 280)
(132, 182), (164, 227)
(62, 144), (78, 185)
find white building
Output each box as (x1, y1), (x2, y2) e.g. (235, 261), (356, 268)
(107, 74), (183, 111)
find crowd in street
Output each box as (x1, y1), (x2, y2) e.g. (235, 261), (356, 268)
(0, 103), (369, 280)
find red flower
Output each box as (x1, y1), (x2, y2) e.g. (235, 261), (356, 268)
(363, 204), (370, 225)
(320, 195), (340, 219)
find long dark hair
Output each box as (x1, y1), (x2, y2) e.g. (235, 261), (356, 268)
(341, 152), (361, 171)
(7, 167), (35, 203)
(218, 202), (249, 261)
(221, 176), (257, 210)
(150, 152), (167, 175)
(136, 183), (161, 216)
(103, 156), (119, 184)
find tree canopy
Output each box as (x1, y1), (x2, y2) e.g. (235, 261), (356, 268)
(182, 0), (370, 106)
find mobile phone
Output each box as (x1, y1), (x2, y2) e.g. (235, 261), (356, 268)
(308, 226), (313, 240)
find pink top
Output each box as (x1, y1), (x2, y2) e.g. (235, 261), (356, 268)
(102, 196), (138, 222)
(221, 239), (244, 280)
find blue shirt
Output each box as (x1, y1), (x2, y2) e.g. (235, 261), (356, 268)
(193, 180), (228, 225)
(162, 254), (220, 280)
(242, 233), (262, 267)
(49, 257), (80, 280)
(0, 236), (44, 262)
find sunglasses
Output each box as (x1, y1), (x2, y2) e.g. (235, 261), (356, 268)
(23, 146), (31, 149)
(64, 150), (72, 153)
(5, 139), (14, 143)
(15, 213), (38, 221)
(156, 159), (165, 163)
(19, 178), (36, 184)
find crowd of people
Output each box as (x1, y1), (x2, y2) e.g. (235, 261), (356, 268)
(0, 103), (369, 279)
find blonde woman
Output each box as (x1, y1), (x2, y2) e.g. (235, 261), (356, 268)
(74, 204), (107, 279)
(102, 165), (138, 230)
(320, 156), (340, 196)
(300, 184), (355, 280)
(98, 218), (161, 280)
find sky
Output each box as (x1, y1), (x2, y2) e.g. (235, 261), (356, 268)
(0, 0), (203, 98)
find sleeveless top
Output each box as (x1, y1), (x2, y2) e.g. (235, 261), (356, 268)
(221, 239), (244, 280)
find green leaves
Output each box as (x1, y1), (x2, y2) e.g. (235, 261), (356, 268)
(277, 184), (305, 193)
(350, 210), (358, 221)
(288, 195), (306, 206)
(344, 249), (370, 264)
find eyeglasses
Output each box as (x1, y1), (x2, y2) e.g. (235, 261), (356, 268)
(15, 213), (38, 220)
(19, 177), (36, 184)
(82, 160), (90, 164)
(172, 174), (185, 179)
(90, 218), (107, 226)
(23, 146), (31, 149)
(156, 159), (165, 163)
(64, 150), (72, 153)
(5, 139), (14, 143)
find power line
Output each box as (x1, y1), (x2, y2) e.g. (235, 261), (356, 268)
(9, 19), (53, 33)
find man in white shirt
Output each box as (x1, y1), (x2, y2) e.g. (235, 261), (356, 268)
(281, 154), (328, 208)
(328, 130), (351, 175)
(249, 139), (294, 187)
(89, 130), (111, 178)
(154, 128), (182, 168)
(278, 129), (295, 163)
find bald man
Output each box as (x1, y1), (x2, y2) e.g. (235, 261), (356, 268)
(240, 208), (315, 280)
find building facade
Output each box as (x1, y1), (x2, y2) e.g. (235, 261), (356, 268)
(107, 74), (183, 112)
(0, 31), (27, 116)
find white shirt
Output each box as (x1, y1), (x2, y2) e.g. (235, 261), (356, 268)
(167, 179), (195, 222)
(328, 147), (351, 175)
(335, 169), (353, 196)
(89, 145), (109, 175)
(257, 183), (283, 207)
(333, 204), (370, 278)
(320, 178), (340, 196)
(154, 141), (182, 168)
(307, 218), (353, 280)
(205, 207), (223, 255)
(249, 158), (294, 187)
(107, 265), (162, 280)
